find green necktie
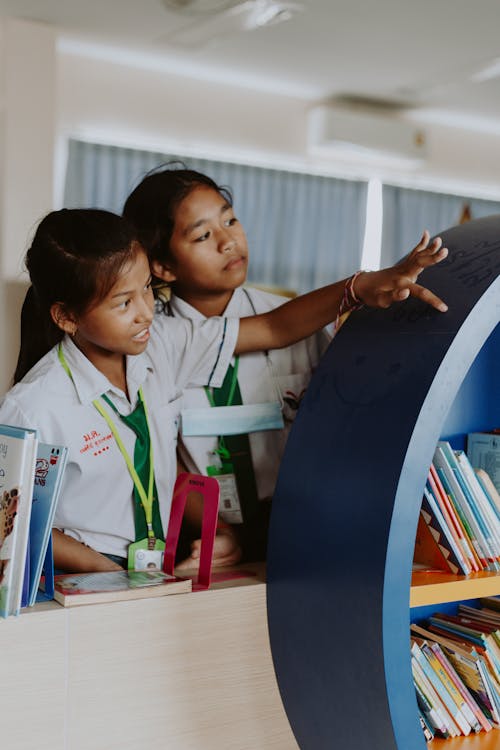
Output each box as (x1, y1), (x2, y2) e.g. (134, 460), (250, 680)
(211, 364), (269, 560)
(102, 394), (164, 543)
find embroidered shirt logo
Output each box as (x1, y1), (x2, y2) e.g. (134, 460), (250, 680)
(79, 430), (113, 457)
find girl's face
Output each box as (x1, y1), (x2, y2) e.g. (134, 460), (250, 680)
(69, 248), (154, 367)
(154, 185), (249, 299)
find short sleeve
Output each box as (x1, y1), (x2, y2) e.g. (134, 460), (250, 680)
(149, 315), (239, 391)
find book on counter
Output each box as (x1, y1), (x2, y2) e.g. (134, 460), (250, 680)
(27, 442), (68, 606)
(0, 424), (38, 618)
(53, 569), (192, 607)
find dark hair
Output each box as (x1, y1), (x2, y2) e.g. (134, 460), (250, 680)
(13, 208), (138, 384)
(123, 161), (233, 267)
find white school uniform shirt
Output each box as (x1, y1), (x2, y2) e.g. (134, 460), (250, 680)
(0, 316), (238, 558)
(168, 287), (331, 502)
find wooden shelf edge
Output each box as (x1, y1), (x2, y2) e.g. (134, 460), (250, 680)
(410, 570), (500, 608)
(428, 727), (500, 748)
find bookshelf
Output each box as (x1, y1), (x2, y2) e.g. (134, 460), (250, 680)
(266, 216), (500, 750)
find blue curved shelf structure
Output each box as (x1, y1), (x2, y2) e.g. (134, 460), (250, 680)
(267, 216), (500, 749)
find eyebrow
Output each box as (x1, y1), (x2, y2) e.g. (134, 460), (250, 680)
(184, 201), (232, 236)
(111, 274), (152, 299)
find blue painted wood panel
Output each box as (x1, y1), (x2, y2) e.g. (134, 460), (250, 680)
(267, 216), (500, 749)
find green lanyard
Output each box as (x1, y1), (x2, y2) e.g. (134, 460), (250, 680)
(204, 355), (239, 408)
(204, 356), (239, 463)
(58, 344), (156, 540)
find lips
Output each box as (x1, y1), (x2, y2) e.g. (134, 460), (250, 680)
(224, 256), (246, 271)
(132, 327), (150, 343)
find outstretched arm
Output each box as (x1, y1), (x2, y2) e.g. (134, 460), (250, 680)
(236, 231), (447, 354)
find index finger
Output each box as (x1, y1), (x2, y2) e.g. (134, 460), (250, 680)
(408, 282), (448, 312)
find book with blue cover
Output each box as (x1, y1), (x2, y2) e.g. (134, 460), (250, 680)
(27, 443), (68, 606)
(0, 424), (38, 617)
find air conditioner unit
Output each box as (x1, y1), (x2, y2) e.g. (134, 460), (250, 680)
(308, 104), (427, 165)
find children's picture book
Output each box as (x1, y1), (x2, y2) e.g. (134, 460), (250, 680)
(27, 442), (68, 606)
(435, 442), (497, 570)
(0, 424), (38, 618)
(53, 569), (192, 607)
(411, 622), (495, 731)
(467, 432), (500, 494)
(476, 469), (500, 515)
(421, 485), (468, 574)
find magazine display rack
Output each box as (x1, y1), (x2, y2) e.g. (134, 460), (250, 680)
(267, 216), (500, 749)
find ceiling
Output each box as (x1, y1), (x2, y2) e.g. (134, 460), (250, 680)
(1, 0), (500, 132)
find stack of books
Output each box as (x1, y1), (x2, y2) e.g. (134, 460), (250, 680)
(411, 598), (500, 741)
(414, 440), (500, 576)
(0, 424), (68, 618)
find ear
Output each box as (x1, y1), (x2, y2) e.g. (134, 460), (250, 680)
(50, 302), (78, 335)
(152, 259), (177, 284)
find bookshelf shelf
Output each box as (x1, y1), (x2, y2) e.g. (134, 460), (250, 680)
(428, 730), (500, 749)
(266, 216), (500, 750)
(410, 570), (500, 607)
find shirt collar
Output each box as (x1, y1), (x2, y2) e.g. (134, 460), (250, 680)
(60, 336), (152, 405)
(168, 287), (246, 320)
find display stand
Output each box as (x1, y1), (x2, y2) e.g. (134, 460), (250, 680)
(267, 216), (500, 749)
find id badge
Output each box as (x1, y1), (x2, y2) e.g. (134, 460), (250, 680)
(209, 472), (243, 524)
(128, 537), (165, 571)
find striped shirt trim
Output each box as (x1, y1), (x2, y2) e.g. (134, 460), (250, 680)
(207, 318), (229, 387)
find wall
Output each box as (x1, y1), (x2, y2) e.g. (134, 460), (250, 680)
(0, 19), (56, 394)
(1, 19), (500, 394)
(57, 45), (500, 198)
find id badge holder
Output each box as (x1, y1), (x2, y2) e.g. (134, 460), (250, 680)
(206, 453), (243, 524)
(128, 537), (165, 571)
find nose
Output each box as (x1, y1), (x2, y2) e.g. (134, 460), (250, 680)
(218, 229), (237, 254)
(136, 293), (154, 324)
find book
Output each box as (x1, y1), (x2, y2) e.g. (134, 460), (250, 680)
(417, 710), (435, 741)
(476, 468), (500, 516)
(480, 597), (500, 614)
(414, 677), (443, 738)
(0, 424), (38, 617)
(434, 442), (495, 569)
(411, 622), (496, 729)
(455, 450), (500, 560)
(467, 432), (500, 494)
(411, 653), (455, 736)
(27, 443), (68, 606)
(53, 569), (192, 607)
(412, 638), (471, 735)
(429, 461), (479, 573)
(429, 641), (487, 733)
(453, 449), (500, 567)
(421, 485), (469, 574)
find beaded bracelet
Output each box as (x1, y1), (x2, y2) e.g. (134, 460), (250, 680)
(332, 270), (365, 335)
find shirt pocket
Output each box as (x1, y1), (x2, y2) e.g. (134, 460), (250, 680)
(276, 372), (312, 424)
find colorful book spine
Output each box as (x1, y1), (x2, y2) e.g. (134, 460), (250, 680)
(421, 486), (469, 574)
(430, 641), (491, 732)
(411, 655), (454, 737)
(434, 443), (492, 568)
(411, 640), (461, 736)
(429, 461), (479, 572)
(455, 450), (500, 561)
